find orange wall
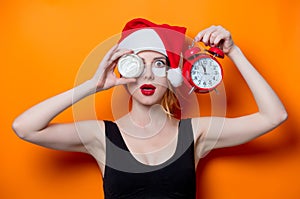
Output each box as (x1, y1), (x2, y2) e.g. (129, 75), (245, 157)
(1, 0), (300, 198)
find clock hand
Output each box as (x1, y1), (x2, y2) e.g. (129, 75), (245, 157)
(200, 62), (207, 73)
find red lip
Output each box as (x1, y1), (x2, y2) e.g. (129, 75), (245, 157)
(140, 84), (156, 96)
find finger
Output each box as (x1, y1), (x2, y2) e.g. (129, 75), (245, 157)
(109, 48), (133, 64)
(105, 49), (134, 73)
(209, 29), (225, 46)
(102, 44), (119, 63)
(102, 46), (132, 67)
(101, 49), (132, 74)
(212, 33), (225, 47)
(194, 30), (206, 42)
(200, 26), (218, 45)
(209, 26), (226, 45)
(212, 29), (230, 45)
(194, 26), (214, 42)
(115, 77), (136, 86)
(194, 25), (217, 41)
(95, 45), (119, 76)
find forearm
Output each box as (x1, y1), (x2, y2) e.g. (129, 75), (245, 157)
(13, 80), (96, 135)
(228, 45), (287, 124)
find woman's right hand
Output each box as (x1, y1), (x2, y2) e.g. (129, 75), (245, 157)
(91, 45), (137, 92)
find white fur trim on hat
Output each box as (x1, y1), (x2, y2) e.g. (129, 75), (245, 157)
(118, 29), (167, 56)
(167, 67), (183, 87)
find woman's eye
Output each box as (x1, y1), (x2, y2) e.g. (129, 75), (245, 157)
(153, 60), (166, 68)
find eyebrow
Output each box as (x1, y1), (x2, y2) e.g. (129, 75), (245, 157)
(153, 56), (167, 60)
(140, 56), (167, 63)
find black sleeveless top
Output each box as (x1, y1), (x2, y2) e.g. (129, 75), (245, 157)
(103, 119), (196, 199)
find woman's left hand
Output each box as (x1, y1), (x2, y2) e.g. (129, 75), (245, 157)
(194, 25), (235, 54)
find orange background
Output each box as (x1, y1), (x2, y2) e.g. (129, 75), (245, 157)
(1, 0), (300, 198)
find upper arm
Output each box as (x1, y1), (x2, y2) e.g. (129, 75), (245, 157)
(20, 120), (105, 154)
(193, 113), (285, 157)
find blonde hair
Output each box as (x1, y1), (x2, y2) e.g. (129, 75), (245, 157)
(160, 87), (181, 118)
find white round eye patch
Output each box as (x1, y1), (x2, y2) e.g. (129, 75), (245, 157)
(151, 66), (166, 77)
(118, 54), (167, 78)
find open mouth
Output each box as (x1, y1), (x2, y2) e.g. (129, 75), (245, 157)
(140, 84), (156, 96)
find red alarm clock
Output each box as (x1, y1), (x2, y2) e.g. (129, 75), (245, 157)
(182, 42), (224, 94)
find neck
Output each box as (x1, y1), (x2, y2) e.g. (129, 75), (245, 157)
(130, 101), (167, 127)
(116, 100), (176, 139)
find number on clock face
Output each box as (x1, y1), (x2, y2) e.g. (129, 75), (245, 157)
(190, 58), (222, 89)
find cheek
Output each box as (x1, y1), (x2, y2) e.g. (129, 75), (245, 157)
(125, 83), (137, 95)
(156, 86), (168, 97)
(155, 80), (169, 96)
(152, 67), (166, 77)
(154, 77), (169, 90)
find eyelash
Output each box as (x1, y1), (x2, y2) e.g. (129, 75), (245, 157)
(153, 60), (166, 67)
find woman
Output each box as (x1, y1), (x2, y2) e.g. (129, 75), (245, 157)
(12, 18), (287, 198)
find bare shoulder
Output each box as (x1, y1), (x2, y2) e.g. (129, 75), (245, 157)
(75, 120), (106, 154)
(190, 117), (210, 141)
(79, 119), (105, 141)
(191, 117), (222, 159)
(191, 116), (227, 134)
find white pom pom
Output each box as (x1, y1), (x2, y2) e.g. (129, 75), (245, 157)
(167, 67), (183, 87)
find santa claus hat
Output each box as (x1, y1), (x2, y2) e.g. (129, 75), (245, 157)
(118, 18), (187, 87)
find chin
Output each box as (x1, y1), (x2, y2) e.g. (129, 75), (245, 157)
(132, 92), (164, 106)
(139, 97), (162, 106)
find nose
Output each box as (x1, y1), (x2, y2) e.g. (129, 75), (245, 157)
(142, 64), (154, 80)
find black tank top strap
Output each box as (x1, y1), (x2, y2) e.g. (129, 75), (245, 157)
(104, 120), (128, 151)
(175, 118), (194, 157)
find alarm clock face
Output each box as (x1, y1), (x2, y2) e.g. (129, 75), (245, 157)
(190, 57), (222, 90)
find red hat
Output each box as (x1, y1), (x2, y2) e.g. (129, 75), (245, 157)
(118, 18), (187, 87)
